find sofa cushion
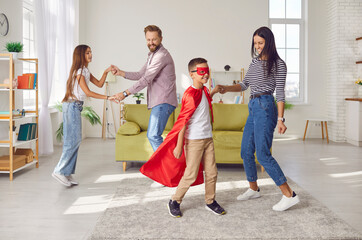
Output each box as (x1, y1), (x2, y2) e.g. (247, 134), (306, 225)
(124, 104), (150, 131)
(124, 104), (174, 131)
(118, 122), (141, 135)
(212, 103), (249, 131)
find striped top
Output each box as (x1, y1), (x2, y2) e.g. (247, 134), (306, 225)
(240, 58), (287, 102)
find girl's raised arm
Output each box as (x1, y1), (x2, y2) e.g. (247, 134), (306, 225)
(90, 66), (112, 88)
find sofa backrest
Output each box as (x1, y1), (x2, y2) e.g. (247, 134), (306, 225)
(212, 103), (249, 131)
(123, 103), (249, 132)
(123, 104), (174, 131)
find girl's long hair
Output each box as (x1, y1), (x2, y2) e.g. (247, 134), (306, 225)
(251, 26), (280, 77)
(62, 44), (90, 102)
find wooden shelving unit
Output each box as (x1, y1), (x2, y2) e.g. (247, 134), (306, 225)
(0, 53), (39, 180)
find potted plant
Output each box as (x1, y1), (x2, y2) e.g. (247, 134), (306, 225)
(133, 93), (144, 104)
(5, 42), (23, 60)
(54, 103), (101, 142)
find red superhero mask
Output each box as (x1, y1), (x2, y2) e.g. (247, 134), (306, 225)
(191, 67), (209, 76)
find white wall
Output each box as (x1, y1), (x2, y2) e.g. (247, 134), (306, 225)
(326, 0), (362, 142)
(78, 0), (333, 141)
(0, 0), (23, 54)
(0, 0), (23, 102)
(0, 0), (23, 155)
(0, 0), (350, 143)
(79, 0), (268, 137)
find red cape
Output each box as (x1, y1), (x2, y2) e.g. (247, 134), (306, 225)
(140, 86), (213, 187)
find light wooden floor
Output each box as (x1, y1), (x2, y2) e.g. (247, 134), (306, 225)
(0, 138), (361, 239)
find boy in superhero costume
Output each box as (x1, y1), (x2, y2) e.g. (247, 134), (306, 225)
(140, 58), (226, 217)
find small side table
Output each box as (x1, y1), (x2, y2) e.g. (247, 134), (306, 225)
(303, 118), (329, 143)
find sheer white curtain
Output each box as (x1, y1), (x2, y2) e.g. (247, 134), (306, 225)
(35, 0), (75, 155)
(35, 0), (58, 155)
(57, 0), (75, 101)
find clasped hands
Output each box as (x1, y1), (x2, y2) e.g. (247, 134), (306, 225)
(210, 85), (227, 97)
(106, 65), (128, 103)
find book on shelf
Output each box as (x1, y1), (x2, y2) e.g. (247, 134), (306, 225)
(234, 95), (243, 104)
(17, 73), (37, 89)
(211, 78), (216, 88)
(33, 73), (37, 88)
(23, 73), (34, 89)
(18, 123), (37, 141)
(17, 75), (29, 89)
(18, 124), (31, 141)
(30, 123), (37, 139)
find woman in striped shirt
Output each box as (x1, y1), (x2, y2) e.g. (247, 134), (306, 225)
(216, 26), (300, 211)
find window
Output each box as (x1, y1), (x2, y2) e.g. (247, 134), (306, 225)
(23, 0), (37, 109)
(269, 0), (304, 102)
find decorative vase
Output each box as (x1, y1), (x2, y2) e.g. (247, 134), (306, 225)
(136, 100), (141, 104)
(9, 52), (18, 60)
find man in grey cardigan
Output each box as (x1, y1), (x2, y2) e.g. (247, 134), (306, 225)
(112, 25), (177, 187)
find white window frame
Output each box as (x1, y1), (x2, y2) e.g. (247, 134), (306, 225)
(23, 0), (37, 109)
(269, 0), (305, 103)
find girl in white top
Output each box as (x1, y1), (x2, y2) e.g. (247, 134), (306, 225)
(52, 44), (116, 187)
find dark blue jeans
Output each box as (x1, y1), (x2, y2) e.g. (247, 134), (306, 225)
(240, 95), (287, 186)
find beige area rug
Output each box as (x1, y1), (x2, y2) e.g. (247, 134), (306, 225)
(89, 171), (362, 240)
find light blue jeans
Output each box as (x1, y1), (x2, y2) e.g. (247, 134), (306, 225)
(240, 95), (287, 186)
(147, 103), (176, 151)
(54, 101), (83, 176)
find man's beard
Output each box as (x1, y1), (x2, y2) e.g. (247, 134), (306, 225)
(148, 44), (159, 52)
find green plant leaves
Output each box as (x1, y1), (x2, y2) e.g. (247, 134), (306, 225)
(55, 104), (101, 142)
(56, 122), (63, 143)
(81, 106), (101, 125)
(5, 42), (24, 52)
(54, 102), (63, 112)
(132, 93), (145, 100)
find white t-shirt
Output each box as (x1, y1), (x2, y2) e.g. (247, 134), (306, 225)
(185, 86), (213, 140)
(72, 67), (90, 101)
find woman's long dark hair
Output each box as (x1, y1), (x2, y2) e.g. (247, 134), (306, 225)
(251, 26), (280, 77)
(62, 44), (90, 102)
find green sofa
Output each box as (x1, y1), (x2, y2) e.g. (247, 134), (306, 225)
(116, 103), (262, 171)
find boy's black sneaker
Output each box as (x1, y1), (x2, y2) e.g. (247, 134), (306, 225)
(167, 200), (182, 218)
(205, 200), (226, 215)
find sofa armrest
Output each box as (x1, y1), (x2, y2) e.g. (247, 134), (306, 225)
(117, 121), (141, 135)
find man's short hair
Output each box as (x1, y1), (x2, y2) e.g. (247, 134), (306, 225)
(188, 58), (208, 71)
(144, 25), (162, 38)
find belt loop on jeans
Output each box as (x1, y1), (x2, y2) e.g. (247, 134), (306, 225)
(250, 92), (273, 100)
